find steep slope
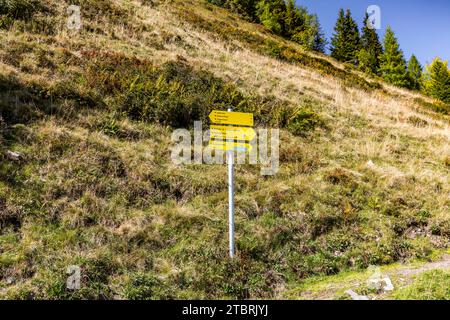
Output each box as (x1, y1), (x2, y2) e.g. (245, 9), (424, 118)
(0, 0), (449, 299)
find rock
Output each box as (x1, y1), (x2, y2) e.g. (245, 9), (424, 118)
(345, 290), (370, 300)
(383, 276), (394, 291)
(367, 267), (395, 292)
(366, 160), (375, 168)
(6, 150), (22, 161)
(5, 277), (15, 285)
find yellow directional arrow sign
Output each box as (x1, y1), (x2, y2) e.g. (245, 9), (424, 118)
(208, 140), (253, 152)
(210, 125), (256, 141)
(209, 110), (253, 127)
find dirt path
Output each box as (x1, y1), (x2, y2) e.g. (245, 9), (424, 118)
(397, 255), (450, 277)
(286, 253), (450, 300)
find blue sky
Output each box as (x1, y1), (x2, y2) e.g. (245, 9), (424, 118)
(296, 0), (450, 66)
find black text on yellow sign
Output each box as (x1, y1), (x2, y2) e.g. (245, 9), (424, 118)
(209, 110), (254, 127)
(210, 125), (256, 142)
(208, 110), (255, 153)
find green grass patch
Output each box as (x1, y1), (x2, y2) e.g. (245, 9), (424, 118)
(393, 270), (450, 300)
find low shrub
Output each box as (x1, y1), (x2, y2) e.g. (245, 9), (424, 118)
(123, 273), (173, 300)
(0, 0), (48, 29)
(81, 52), (324, 131)
(118, 60), (243, 127)
(0, 0), (42, 20)
(407, 115), (428, 127)
(67, 0), (131, 26)
(413, 97), (450, 115)
(0, 78), (97, 125)
(287, 107), (323, 136)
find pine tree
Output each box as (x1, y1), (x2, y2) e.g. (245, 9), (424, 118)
(226, 0), (258, 21)
(359, 12), (383, 74)
(256, 0), (287, 35)
(345, 9), (361, 63)
(379, 26), (410, 87)
(357, 48), (378, 75)
(284, 0), (303, 38)
(208, 0), (258, 20)
(422, 58), (450, 103)
(212, 0), (326, 53)
(283, 0), (326, 52)
(310, 14), (326, 53)
(330, 9), (347, 61)
(407, 55), (423, 90)
(330, 9), (360, 64)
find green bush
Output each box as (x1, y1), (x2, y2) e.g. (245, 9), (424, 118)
(0, 0), (48, 29)
(431, 219), (450, 237)
(0, 0), (41, 20)
(287, 107), (323, 136)
(68, 0), (131, 25)
(407, 115), (428, 127)
(81, 52), (321, 129)
(413, 97), (450, 115)
(123, 273), (173, 300)
(0, 14), (12, 28)
(0, 77), (97, 125)
(119, 61), (244, 127)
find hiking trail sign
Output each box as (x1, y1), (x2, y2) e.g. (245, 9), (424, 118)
(209, 110), (253, 127)
(208, 140), (253, 152)
(208, 109), (255, 258)
(210, 125), (256, 141)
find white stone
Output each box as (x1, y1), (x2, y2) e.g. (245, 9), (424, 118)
(345, 290), (370, 300)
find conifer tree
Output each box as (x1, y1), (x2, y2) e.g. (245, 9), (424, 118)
(330, 9), (347, 61)
(379, 26), (410, 87)
(256, 0), (287, 35)
(309, 14), (326, 53)
(422, 58), (450, 103)
(211, 0), (326, 53)
(208, 0), (257, 21)
(226, 0), (258, 21)
(330, 9), (360, 64)
(289, 11), (326, 52)
(284, 0), (303, 38)
(407, 55), (423, 90)
(345, 9), (361, 63)
(359, 12), (383, 74)
(275, 0), (326, 52)
(357, 48), (378, 75)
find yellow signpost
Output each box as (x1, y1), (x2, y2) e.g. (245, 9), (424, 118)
(209, 110), (254, 127)
(208, 109), (255, 259)
(210, 125), (256, 142)
(208, 140), (253, 152)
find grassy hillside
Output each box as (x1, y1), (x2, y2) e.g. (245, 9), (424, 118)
(0, 0), (449, 299)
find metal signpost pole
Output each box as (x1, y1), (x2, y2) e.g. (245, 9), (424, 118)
(227, 108), (235, 259)
(209, 108), (253, 258)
